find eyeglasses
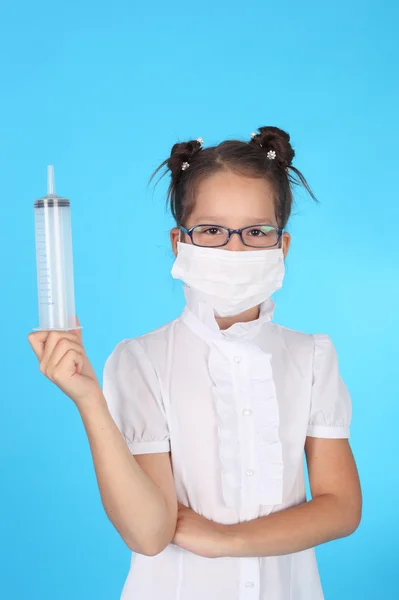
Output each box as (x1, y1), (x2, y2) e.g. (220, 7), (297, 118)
(179, 223), (283, 248)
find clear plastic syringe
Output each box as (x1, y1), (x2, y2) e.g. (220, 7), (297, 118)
(33, 166), (80, 332)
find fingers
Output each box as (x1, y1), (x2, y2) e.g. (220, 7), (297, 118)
(41, 331), (84, 372)
(28, 330), (83, 366)
(44, 338), (85, 379)
(50, 348), (85, 384)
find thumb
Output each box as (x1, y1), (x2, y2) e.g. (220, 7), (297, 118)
(28, 330), (48, 361)
(72, 314), (83, 344)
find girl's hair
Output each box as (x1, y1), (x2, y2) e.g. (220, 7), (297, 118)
(149, 126), (317, 229)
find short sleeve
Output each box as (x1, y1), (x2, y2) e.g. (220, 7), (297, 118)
(102, 338), (170, 454)
(307, 334), (352, 439)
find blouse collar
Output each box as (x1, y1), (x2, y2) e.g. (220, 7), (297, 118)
(180, 285), (275, 343)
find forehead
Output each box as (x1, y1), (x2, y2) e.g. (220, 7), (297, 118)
(189, 170), (276, 224)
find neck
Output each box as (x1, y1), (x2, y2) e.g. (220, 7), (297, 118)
(215, 305), (261, 331)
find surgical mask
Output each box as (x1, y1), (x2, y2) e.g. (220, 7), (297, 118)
(171, 241), (285, 317)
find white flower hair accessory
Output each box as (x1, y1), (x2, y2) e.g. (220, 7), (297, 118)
(251, 132), (257, 139)
(267, 150), (276, 160)
(181, 137), (204, 170)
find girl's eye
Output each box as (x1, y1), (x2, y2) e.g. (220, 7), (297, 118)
(192, 226), (228, 247)
(246, 226), (274, 237)
(195, 227), (223, 235)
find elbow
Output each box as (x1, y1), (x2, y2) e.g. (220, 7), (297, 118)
(140, 541), (170, 557)
(125, 535), (172, 557)
(341, 500), (362, 537)
(124, 523), (176, 557)
(123, 501), (178, 556)
(347, 508), (362, 536)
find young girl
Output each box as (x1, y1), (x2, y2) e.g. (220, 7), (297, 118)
(28, 126), (362, 600)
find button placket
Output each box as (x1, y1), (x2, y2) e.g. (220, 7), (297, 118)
(233, 345), (258, 513)
(239, 557), (260, 598)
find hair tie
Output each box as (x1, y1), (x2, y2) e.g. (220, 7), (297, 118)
(180, 137), (204, 171)
(251, 132), (276, 159)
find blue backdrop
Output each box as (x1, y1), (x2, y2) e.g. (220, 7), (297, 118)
(1, 1), (398, 598)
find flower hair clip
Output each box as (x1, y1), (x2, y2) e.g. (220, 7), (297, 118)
(181, 137), (204, 171)
(251, 132), (277, 159)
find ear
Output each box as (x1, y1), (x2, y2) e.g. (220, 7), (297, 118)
(170, 227), (180, 257)
(282, 232), (291, 258)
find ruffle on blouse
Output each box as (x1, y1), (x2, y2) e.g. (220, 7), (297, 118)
(208, 339), (284, 509)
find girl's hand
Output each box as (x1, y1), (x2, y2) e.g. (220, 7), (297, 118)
(28, 316), (103, 408)
(171, 503), (230, 559)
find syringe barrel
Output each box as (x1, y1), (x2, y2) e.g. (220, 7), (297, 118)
(34, 196), (77, 331)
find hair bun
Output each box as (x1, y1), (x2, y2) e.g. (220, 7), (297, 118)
(251, 126), (295, 168)
(167, 138), (203, 180)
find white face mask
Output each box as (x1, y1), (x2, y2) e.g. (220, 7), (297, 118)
(171, 241), (285, 317)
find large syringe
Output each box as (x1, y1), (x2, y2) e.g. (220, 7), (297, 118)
(34, 166), (80, 331)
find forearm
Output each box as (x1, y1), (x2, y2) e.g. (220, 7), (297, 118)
(78, 394), (172, 555)
(224, 494), (359, 558)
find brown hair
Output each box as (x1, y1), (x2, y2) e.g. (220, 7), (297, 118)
(149, 125), (317, 229)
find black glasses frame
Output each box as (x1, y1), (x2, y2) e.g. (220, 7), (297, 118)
(179, 223), (284, 248)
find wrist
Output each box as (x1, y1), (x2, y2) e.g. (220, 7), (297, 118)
(76, 391), (109, 418)
(216, 523), (244, 558)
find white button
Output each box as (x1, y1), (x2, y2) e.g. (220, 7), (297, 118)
(234, 355), (241, 363)
(246, 469), (255, 477)
(245, 581), (254, 588)
(242, 408), (252, 416)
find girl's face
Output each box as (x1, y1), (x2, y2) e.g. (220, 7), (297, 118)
(171, 170), (291, 256)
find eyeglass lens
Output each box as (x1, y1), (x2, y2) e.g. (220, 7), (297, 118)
(191, 225), (279, 247)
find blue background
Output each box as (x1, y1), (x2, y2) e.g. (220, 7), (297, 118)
(1, 1), (398, 598)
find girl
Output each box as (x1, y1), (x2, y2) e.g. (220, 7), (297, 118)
(28, 126), (362, 600)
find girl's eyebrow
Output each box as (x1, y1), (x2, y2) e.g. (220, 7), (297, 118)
(193, 217), (275, 225)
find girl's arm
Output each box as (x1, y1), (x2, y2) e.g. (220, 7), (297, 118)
(79, 396), (178, 556)
(173, 438), (361, 558)
(224, 438), (362, 557)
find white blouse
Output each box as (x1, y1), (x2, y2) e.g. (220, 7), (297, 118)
(102, 286), (352, 600)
